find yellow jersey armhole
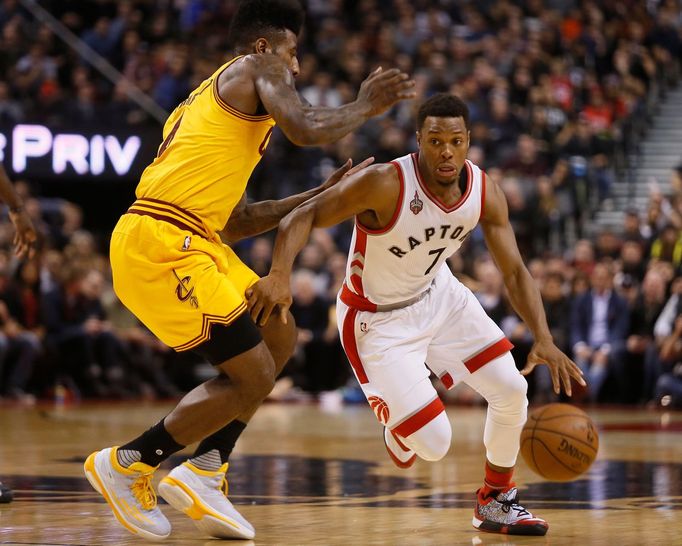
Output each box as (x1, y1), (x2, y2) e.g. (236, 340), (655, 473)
(212, 56), (273, 122)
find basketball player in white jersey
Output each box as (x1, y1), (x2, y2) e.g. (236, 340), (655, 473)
(248, 94), (586, 536)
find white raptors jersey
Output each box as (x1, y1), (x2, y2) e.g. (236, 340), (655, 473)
(342, 153), (485, 308)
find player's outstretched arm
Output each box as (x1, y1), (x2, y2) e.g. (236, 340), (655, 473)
(253, 56), (415, 145)
(246, 163), (398, 325)
(0, 165), (36, 258)
(480, 175), (586, 396)
(221, 158), (374, 244)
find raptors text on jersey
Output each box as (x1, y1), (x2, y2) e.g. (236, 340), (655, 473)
(343, 153), (486, 307)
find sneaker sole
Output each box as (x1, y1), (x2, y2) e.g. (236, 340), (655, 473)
(472, 515), (549, 536)
(84, 452), (170, 541)
(158, 476), (255, 539)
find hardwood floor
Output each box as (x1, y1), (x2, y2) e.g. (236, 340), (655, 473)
(1, 401), (681, 545)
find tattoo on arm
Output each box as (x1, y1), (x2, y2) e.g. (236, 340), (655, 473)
(254, 56), (370, 146)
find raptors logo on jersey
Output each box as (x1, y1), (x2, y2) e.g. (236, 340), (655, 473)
(342, 153), (486, 307)
(409, 191), (423, 215)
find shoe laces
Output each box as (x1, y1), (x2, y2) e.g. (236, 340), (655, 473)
(497, 488), (530, 517)
(130, 471), (157, 510)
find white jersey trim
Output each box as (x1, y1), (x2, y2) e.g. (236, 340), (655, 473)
(356, 161), (405, 236)
(410, 153), (474, 213)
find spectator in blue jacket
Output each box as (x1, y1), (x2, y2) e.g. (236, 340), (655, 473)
(571, 261), (630, 401)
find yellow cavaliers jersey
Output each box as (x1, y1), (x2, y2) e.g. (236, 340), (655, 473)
(135, 56), (276, 234)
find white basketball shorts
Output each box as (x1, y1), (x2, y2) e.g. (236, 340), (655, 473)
(336, 266), (513, 438)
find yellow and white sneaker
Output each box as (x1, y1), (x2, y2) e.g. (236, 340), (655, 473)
(84, 447), (171, 541)
(158, 461), (255, 539)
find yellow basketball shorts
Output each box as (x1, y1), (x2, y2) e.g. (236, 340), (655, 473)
(110, 202), (259, 352)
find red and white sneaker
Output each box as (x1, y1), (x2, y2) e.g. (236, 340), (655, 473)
(473, 485), (548, 536)
(383, 428), (416, 469)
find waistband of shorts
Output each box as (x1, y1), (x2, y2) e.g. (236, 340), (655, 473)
(126, 198), (210, 238)
(340, 282), (431, 313)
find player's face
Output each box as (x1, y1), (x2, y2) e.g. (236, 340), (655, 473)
(416, 116), (470, 186)
(271, 29), (300, 78)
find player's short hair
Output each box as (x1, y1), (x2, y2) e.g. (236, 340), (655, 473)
(228, 0), (304, 50)
(417, 94), (470, 131)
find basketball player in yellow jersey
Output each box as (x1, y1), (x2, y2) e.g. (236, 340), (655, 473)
(83, 0), (416, 541)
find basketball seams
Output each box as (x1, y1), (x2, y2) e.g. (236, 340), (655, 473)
(519, 436), (541, 475)
(527, 427), (598, 452)
(528, 438), (586, 478)
(522, 404), (598, 481)
(528, 413), (595, 422)
(529, 405), (552, 479)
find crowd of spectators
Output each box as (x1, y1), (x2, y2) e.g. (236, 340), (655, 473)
(0, 0), (681, 407)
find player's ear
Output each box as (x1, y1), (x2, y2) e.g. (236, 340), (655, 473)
(254, 38), (271, 54)
(415, 131), (421, 148)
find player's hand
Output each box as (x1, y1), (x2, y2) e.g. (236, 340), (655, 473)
(246, 273), (293, 326)
(357, 66), (416, 117)
(320, 157), (375, 192)
(520, 338), (586, 396)
(9, 209), (36, 259)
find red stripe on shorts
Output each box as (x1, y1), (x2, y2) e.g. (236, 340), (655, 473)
(464, 338), (514, 373)
(391, 397), (445, 438)
(341, 307), (369, 384)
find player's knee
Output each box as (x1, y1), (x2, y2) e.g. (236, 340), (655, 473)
(246, 357), (277, 401)
(229, 345), (277, 404)
(506, 371), (528, 409)
(485, 353), (528, 412)
(407, 414), (451, 461)
(260, 312), (297, 375)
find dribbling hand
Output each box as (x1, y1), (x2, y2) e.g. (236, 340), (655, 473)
(520, 338), (586, 396)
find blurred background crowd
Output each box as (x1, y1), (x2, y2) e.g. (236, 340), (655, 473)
(0, 0), (682, 407)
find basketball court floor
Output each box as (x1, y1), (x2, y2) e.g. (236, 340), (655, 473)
(0, 400), (681, 545)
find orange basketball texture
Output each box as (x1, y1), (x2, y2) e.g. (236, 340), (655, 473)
(520, 403), (599, 481)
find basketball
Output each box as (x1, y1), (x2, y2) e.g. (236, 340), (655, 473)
(520, 403), (599, 481)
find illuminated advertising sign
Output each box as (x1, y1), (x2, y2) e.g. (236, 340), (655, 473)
(0, 124), (159, 181)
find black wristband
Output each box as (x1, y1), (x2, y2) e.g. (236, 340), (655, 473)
(8, 205), (23, 213)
